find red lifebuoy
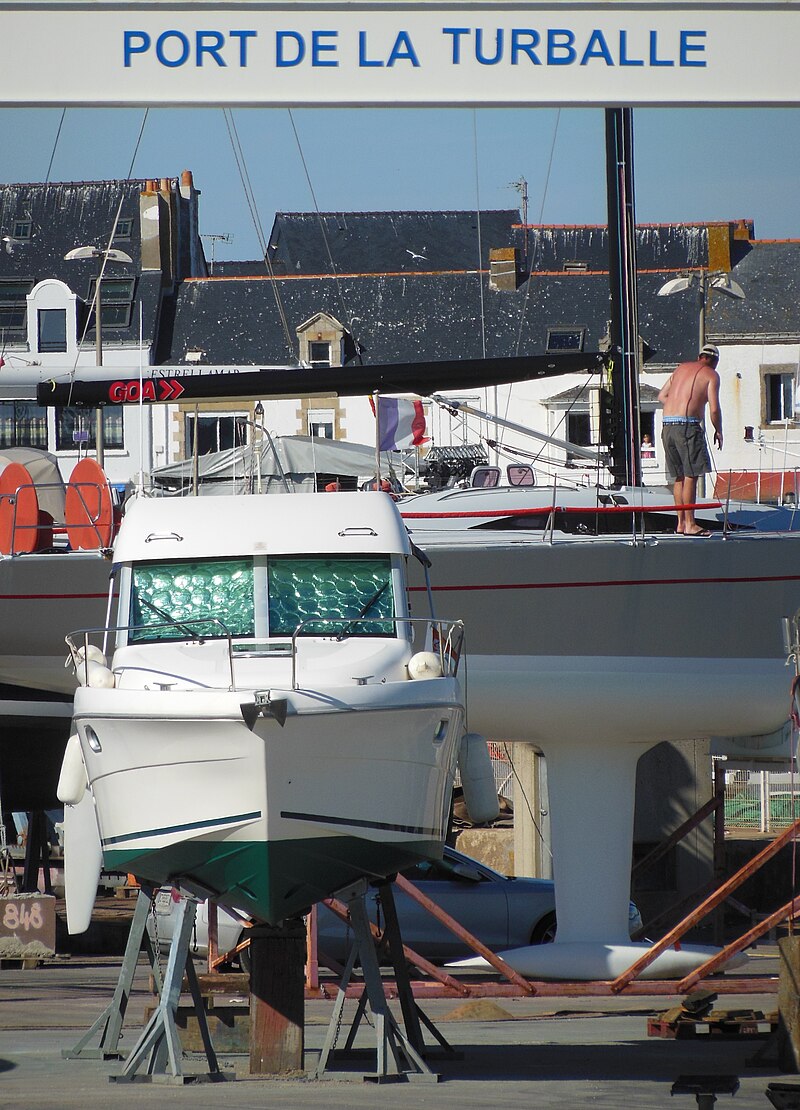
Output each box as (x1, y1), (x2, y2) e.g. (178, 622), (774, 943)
(65, 458), (114, 550)
(0, 462), (39, 555)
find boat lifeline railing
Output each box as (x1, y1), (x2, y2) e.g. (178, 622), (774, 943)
(289, 616), (466, 690)
(401, 498), (728, 543)
(66, 615), (465, 693)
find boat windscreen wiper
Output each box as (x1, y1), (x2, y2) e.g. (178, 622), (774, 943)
(137, 595), (205, 641)
(336, 580), (390, 641)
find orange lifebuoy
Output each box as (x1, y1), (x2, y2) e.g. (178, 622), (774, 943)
(0, 462), (39, 555)
(65, 458), (114, 550)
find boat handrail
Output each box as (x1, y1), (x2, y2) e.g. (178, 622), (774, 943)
(66, 614), (466, 693)
(289, 617), (465, 689)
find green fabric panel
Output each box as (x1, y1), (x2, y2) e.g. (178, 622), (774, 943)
(130, 557), (255, 642)
(268, 556), (394, 637)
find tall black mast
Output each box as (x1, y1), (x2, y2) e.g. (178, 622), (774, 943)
(604, 108), (642, 488)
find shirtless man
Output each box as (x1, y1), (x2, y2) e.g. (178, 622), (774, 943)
(657, 342), (723, 536)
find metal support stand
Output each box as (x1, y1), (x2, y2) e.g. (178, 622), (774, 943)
(111, 893), (227, 1084)
(63, 887), (162, 1061)
(314, 879), (448, 1083)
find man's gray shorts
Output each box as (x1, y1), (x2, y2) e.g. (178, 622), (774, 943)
(661, 420), (711, 482)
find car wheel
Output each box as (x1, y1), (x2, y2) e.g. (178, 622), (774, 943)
(530, 912), (557, 945)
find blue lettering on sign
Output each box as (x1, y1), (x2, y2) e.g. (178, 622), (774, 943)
(123, 29), (256, 67)
(387, 31), (420, 67)
(156, 31), (190, 68)
(680, 31), (707, 66)
(276, 30), (304, 67)
(312, 31), (338, 67)
(442, 27), (470, 64)
(120, 25), (708, 71)
(547, 30), (576, 66)
(511, 30), (541, 65)
(358, 29), (420, 67)
(581, 30), (613, 66)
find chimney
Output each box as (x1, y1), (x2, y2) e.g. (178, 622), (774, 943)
(488, 247), (520, 292)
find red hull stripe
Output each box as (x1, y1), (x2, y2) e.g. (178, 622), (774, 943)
(409, 574), (800, 592)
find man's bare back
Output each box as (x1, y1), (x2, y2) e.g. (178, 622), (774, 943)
(658, 353), (723, 445)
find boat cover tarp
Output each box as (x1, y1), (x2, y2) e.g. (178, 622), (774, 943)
(151, 435), (407, 494)
(0, 447), (66, 520)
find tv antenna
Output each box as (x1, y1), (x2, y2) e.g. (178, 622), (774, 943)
(201, 232), (233, 274)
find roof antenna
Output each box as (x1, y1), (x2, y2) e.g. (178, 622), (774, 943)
(200, 232), (233, 275)
(509, 177), (529, 270)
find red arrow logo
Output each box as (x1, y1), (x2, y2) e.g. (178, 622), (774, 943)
(158, 379), (185, 401)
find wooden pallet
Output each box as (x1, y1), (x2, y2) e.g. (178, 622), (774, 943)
(648, 1009), (777, 1039)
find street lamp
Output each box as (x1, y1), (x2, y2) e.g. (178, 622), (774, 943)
(657, 269), (745, 351)
(65, 245), (133, 467)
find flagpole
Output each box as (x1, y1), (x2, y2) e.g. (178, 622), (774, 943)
(373, 390), (381, 488)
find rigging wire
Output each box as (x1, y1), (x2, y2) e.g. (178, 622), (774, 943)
(471, 111), (489, 449)
(222, 108), (297, 362)
(287, 109), (363, 364)
(497, 110), (565, 450)
(44, 109), (67, 185)
(66, 108), (150, 407)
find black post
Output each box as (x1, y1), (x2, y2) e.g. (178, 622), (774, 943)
(604, 107), (643, 488)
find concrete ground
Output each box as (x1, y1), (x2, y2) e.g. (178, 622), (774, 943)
(0, 947), (796, 1109)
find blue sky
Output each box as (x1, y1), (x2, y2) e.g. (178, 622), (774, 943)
(1, 106), (799, 261)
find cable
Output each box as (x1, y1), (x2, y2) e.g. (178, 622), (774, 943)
(44, 109), (67, 185)
(222, 108), (297, 361)
(287, 109), (363, 364)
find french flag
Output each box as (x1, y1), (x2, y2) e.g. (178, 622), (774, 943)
(372, 396), (429, 451)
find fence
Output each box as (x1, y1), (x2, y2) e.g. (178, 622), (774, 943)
(723, 767), (800, 833)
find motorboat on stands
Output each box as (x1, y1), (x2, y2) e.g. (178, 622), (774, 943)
(58, 491), (466, 931)
(0, 452), (116, 811)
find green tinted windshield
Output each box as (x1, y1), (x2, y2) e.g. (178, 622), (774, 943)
(268, 556), (394, 637)
(130, 558), (255, 643)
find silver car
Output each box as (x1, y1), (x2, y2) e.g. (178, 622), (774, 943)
(150, 846), (642, 969)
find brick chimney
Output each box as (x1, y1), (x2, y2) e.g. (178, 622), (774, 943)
(488, 247), (520, 291)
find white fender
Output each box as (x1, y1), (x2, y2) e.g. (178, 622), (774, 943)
(75, 660), (115, 689)
(408, 651), (443, 679)
(56, 734), (87, 806)
(63, 787), (103, 935)
(457, 732), (500, 825)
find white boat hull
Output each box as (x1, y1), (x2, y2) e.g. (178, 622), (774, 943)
(74, 679), (463, 924)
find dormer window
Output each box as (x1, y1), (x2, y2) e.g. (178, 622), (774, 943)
(113, 218), (134, 241)
(12, 220), (32, 240)
(38, 308), (67, 352)
(309, 341), (331, 368)
(296, 311), (347, 369)
(87, 277), (136, 329)
(0, 279), (34, 330)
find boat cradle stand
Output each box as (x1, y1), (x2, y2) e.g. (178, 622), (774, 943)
(109, 891), (228, 1084)
(314, 877), (458, 1083)
(64, 886), (227, 1083)
(62, 886), (163, 1062)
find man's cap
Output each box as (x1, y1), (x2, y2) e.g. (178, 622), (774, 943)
(700, 342), (720, 360)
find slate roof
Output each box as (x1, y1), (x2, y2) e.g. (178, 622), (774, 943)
(0, 177), (207, 355)
(165, 264), (701, 370)
(706, 240), (800, 340)
(267, 210), (521, 274)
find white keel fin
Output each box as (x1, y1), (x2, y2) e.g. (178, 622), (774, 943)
(63, 787), (102, 935)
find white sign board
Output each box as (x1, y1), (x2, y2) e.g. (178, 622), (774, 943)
(3, 0), (800, 107)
